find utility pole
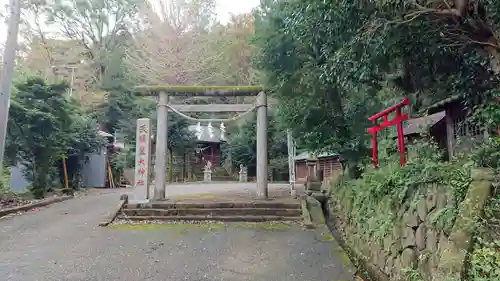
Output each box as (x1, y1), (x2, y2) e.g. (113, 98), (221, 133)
(0, 0), (21, 169)
(69, 67), (75, 98)
(287, 129), (297, 198)
(52, 65), (77, 98)
(52, 60), (83, 98)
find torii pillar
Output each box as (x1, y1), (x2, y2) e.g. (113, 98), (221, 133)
(256, 91), (268, 199)
(154, 91), (168, 200)
(149, 87), (268, 201)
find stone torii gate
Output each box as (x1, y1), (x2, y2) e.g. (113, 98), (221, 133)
(135, 85), (269, 200)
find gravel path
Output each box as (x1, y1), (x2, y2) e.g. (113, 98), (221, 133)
(131, 182), (297, 202)
(0, 188), (355, 281)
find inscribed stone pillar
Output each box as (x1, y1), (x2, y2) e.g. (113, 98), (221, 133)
(132, 118), (151, 201)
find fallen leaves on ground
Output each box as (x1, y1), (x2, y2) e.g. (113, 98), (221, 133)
(0, 197), (40, 209)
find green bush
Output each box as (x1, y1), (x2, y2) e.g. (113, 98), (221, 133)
(330, 137), (472, 244)
(330, 134), (499, 280)
(0, 166), (11, 196)
(471, 136), (500, 169)
(6, 78), (104, 198)
(469, 174), (500, 281)
(468, 238), (500, 281)
(109, 146), (135, 184)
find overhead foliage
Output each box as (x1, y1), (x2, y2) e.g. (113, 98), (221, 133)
(45, 0), (142, 79)
(5, 78), (105, 198)
(18, 0), (261, 107)
(19, 0), (142, 93)
(125, 1), (259, 86)
(125, 0), (220, 85)
(253, 0), (384, 167)
(253, 0), (500, 168)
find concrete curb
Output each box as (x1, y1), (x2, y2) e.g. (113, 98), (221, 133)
(99, 194), (128, 227)
(307, 195), (358, 278)
(325, 200), (390, 281)
(0, 195), (73, 218)
(306, 195), (326, 225)
(300, 196), (314, 229)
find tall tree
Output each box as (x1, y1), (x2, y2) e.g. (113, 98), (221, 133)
(253, 0), (499, 173)
(382, 0), (500, 75)
(125, 0), (219, 85)
(253, 0), (382, 171)
(43, 0), (142, 83)
(207, 13), (260, 85)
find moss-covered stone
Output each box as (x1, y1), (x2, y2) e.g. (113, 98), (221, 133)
(433, 168), (494, 281)
(327, 165), (494, 281)
(471, 168), (495, 181)
(307, 196), (326, 225)
(449, 178), (492, 248)
(107, 223), (225, 232)
(230, 222), (292, 231)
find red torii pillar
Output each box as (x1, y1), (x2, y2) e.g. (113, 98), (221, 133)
(367, 97), (411, 168)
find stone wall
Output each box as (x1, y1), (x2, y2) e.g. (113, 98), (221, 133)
(327, 169), (494, 281)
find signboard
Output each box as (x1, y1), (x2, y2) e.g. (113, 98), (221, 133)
(134, 118), (151, 200)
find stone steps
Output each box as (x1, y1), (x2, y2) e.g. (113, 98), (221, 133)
(193, 173), (236, 182)
(125, 202), (301, 209)
(116, 215), (301, 222)
(212, 176), (236, 181)
(120, 201), (302, 222)
(122, 208), (302, 217)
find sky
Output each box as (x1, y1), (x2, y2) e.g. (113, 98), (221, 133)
(0, 0), (261, 49)
(215, 0), (260, 23)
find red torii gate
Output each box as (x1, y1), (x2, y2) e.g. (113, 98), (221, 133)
(367, 97), (411, 168)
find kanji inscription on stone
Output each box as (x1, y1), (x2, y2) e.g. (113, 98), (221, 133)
(134, 118), (151, 200)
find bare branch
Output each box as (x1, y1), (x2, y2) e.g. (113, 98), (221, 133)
(468, 39), (500, 50)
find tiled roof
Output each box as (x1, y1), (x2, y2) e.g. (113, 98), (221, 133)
(187, 124), (226, 143)
(294, 151), (338, 161)
(97, 130), (113, 137)
(403, 111), (446, 136)
(427, 94), (464, 112)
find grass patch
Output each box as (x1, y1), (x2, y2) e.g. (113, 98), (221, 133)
(332, 244), (353, 265)
(314, 229), (335, 242)
(230, 222), (292, 231)
(172, 193), (217, 199)
(107, 223), (225, 233)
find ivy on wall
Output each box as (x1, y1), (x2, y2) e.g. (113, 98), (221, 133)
(331, 138), (472, 245)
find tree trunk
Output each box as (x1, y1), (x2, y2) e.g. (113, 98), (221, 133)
(486, 46), (500, 76)
(32, 161), (49, 199)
